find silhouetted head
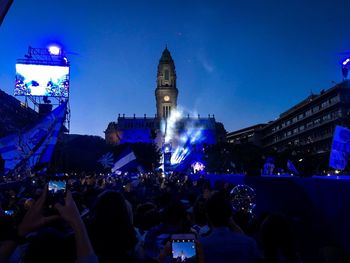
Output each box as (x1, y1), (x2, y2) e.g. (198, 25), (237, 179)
(260, 214), (299, 262)
(193, 197), (208, 226)
(90, 190), (137, 261)
(206, 191), (232, 227)
(162, 199), (187, 226)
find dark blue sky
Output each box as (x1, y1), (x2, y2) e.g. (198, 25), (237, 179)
(1, 0), (350, 136)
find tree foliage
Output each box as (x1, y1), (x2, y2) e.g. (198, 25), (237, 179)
(51, 135), (161, 173)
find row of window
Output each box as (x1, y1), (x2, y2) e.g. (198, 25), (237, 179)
(121, 119), (215, 130)
(270, 110), (342, 143)
(291, 129), (333, 147)
(228, 133), (255, 144)
(163, 106), (171, 118)
(122, 122), (156, 129)
(270, 95), (340, 133)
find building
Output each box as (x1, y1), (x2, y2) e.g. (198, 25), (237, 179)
(105, 47), (218, 147)
(227, 80), (350, 155)
(0, 0), (13, 26)
(226, 124), (266, 146)
(0, 89), (38, 138)
(155, 47), (178, 119)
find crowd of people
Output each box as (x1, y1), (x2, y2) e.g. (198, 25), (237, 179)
(0, 171), (345, 263)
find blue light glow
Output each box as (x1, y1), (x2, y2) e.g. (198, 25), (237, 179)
(161, 108), (207, 166)
(342, 58), (350, 66)
(48, 46), (61, 55)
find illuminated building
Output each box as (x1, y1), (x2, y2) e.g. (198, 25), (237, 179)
(227, 80), (350, 155)
(155, 47), (178, 119)
(105, 47), (219, 147)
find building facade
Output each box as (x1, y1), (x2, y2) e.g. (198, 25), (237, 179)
(105, 48), (218, 146)
(226, 124), (266, 146)
(0, 89), (38, 138)
(227, 80), (350, 154)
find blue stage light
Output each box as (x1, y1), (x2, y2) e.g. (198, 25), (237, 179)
(342, 58), (350, 66)
(48, 45), (61, 55)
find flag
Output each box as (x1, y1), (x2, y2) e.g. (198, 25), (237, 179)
(98, 152), (114, 169)
(29, 103), (66, 166)
(111, 148), (137, 173)
(287, 159), (299, 175)
(329, 125), (350, 170)
(0, 102), (67, 174)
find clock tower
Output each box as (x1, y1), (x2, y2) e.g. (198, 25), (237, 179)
(155, 47), (178, 119)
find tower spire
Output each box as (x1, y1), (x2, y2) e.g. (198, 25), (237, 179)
(155, 47), (178, 119)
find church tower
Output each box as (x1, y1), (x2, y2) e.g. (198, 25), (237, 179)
(155, 47), (178, 119)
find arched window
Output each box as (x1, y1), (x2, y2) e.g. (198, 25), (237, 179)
(164, 69), (169, 81)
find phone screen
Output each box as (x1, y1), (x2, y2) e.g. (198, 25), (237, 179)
(47, 177), (67, 209)
(48, 180), (66, 194)
(171, 234), (196, 263)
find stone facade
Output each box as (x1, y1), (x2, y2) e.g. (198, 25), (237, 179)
(155, 47), (178, 119)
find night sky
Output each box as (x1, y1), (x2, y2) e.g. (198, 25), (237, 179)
(1, 0), (350, 137)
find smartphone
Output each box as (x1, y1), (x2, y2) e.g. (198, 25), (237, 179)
(47, 175), (68, 208)
(171, 234), (197, 263)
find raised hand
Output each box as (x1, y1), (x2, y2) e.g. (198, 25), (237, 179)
(54, 190), (82, 229)
(18, 185), (60, 237)
(55, 190), (95, 258)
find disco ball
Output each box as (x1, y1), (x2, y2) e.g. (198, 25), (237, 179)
(230, 185), (256, 214)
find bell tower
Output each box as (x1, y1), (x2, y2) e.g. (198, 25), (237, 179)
(155, 47), (178, 119)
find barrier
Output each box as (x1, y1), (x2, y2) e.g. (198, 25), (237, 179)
(189, 174), (350, 256)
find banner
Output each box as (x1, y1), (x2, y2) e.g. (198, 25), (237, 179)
(329, 125), (350, 170)
(0, 102), (67, 174)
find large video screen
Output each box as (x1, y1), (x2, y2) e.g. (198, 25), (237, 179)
(15, 64), (69, 97)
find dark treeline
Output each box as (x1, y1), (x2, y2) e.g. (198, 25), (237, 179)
(50, 134), (334, 176)
(51, 134), (161, 173)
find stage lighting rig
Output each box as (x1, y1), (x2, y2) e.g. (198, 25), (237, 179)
(342, 57), (350, 79)
(48, 45), (61, 56)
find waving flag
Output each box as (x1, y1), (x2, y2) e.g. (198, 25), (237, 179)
(0, 102), (67, 174)
(111, 148), (137, 173)
(329, 125), (350, 170)
(98, 152), (114, 169)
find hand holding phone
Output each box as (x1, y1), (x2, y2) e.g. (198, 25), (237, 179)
(48, 180), (66, 195)
(18, 185), (60, 237)
(47, 175), (68, 209)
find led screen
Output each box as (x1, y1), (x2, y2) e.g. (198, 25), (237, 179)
(15, 64), (69, 97)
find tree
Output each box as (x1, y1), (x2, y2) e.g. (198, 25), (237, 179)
(52, 134), (112, 173)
